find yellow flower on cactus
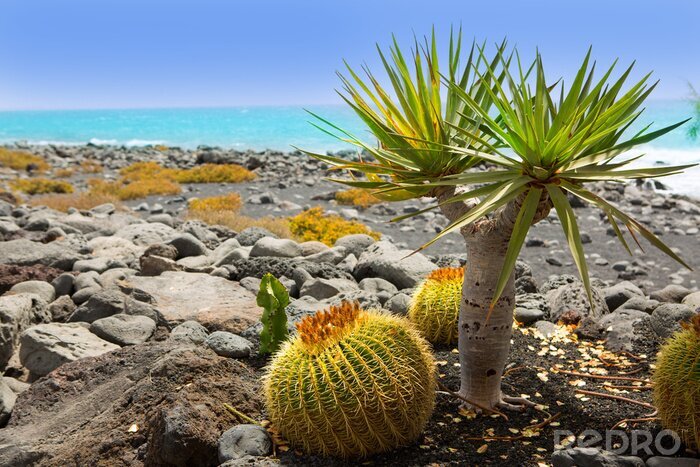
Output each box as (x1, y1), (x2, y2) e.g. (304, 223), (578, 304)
(409, 267), (464, 345)
(264, 302), (436, 458)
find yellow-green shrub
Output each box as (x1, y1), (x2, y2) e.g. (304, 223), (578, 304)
(29, 192), (121, 212)
(335, 188), (381, 208)
(119, 161), (175, 182)
(288, 206), (381, 245)
(0, 148), (49, 172)
(409, 267), (463, 345)
(186, 209), (292, 238)
(174, 163), (256, 183)
(188, 193), (242, 212)
(10, 178), (74, 195)
(118, 161), (255, 184)
(652, 315), (700, 449)
(265, 302), (436, 458)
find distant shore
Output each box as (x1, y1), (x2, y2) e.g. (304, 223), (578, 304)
(2, 142), (698, 288)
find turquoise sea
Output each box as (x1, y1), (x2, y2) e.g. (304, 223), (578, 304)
(0, 102), (699, 196)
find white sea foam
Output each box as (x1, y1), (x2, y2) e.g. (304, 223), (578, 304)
(627, 145), (700, 198)
(124, 139), (167, 147)
(88, 138), (118, 145)
(635, 145), (700, 166)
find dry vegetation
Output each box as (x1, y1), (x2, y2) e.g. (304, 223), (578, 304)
(289, 206), (381, 245)
(186, 192), (293, 237)
(174, 164), (256, 183)
(186, 194), (381, 244)
(10, 178), (74, 195)
(0, 148), (50, 172)
(335, 188), (382, 208)
(185, 195), (380, 244)
(29, 192), (122, 212)
(187, 209), (293, 238)
(119, 161), (255, 184)
(82, 162), (256, 201)
(188, 193), (242, 212)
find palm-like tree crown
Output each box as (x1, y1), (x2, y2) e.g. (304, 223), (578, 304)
(301, 33), (695, 308)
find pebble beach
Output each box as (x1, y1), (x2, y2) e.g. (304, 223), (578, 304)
(0, 142), (698, 466)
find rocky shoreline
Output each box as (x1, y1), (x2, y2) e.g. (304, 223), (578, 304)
(0, 143), (698, 466)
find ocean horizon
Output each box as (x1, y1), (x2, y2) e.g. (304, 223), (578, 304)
(1, 101), (699, 196)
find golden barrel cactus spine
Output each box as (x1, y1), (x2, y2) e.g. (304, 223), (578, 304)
(264, 302), (436, 458)
(408, 267), (464, 345)
(652, 314), (700, 449)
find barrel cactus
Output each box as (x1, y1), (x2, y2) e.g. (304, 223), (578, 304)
(652, 314), (700, 449)
(264, 301), (436, 458)
(408, 267), (464, 345)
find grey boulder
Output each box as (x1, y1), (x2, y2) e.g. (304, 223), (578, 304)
(68, 289), (127, 323)
(515, 293), (550, 325)
(218, 424), (272, 463)
(0, 239), (83, 270)
(168, 233), (209, 259)
(303, 246), (347, 265)
(681, 291), (700, 309)
(602, 281), (644, 311)
(236, 227), (277, 246)
(48, 295), (77, 322)
(0, 294), (50, 369)
(205, 331), (253, 358)
(547, 281), (608, 323)
(249, 237), (302, 258)
(9, 280), (56, 303)
(19, 323), (120, 376)
(650, 303), (697, 338)
(334, 234), (377, 258)
(170, 320), (209, 344)
(51, 273), (75, 297)
(384, 292), (411, 316)
(650, 284), (691, 303)
(353, 241), (437, 289)
(90, 314), (156, 346)
(300, 277), (358, 300)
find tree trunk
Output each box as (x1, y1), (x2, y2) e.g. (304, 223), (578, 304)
(458, 229), (514, 409)
(433, 186), (550, 411)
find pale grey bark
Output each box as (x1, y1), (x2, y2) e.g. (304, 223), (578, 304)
(434, 185), (551, 410)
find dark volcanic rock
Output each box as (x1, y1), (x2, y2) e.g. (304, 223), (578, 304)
(547, 281), (609, 323)
(0, 264), (66, 295)
(0, 239), (84, 270)
(231, 257), (353, 282)
(0, 340), (262, 467)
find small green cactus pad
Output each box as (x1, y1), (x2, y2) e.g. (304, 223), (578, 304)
(408, 267), (464, 345)
(264, 301), (436, 458)
(652, 314), (700, 449)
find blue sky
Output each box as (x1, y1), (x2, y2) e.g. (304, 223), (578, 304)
(1, 0), (698, 110)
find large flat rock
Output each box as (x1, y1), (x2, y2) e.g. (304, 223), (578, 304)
(125, 271), (262, 332)
(0, 239), (84, 270)
(19, 323), (119, 377)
